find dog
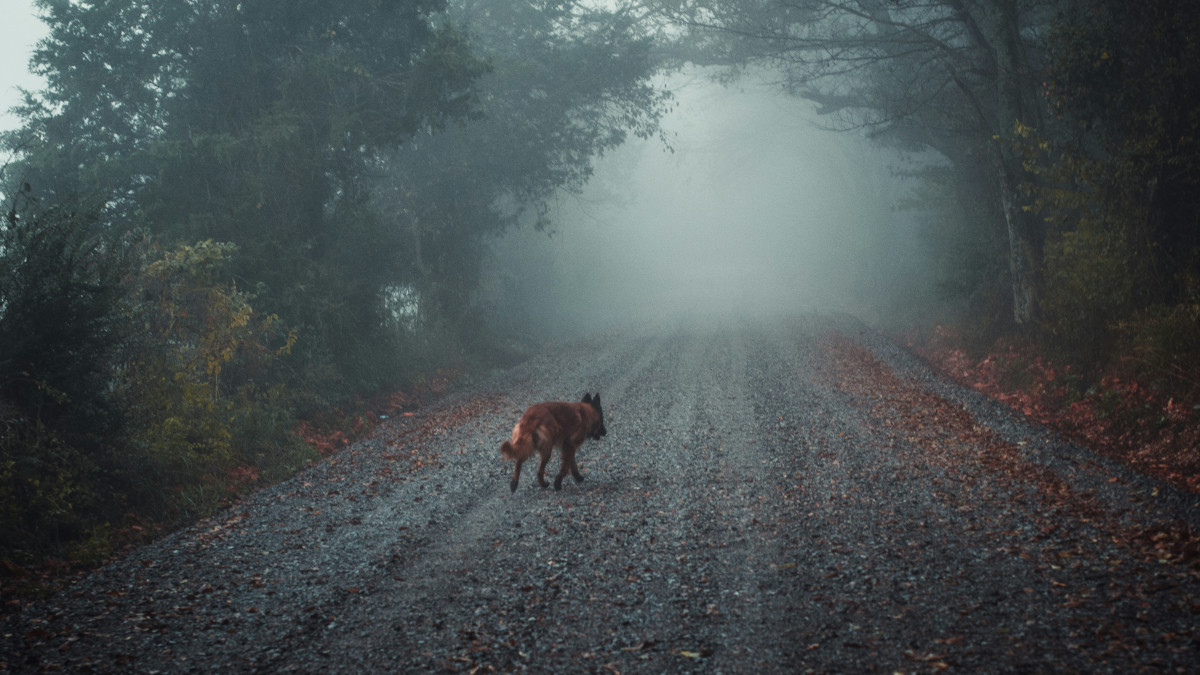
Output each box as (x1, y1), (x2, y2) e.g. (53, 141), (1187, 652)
(500, 393), (606, 492)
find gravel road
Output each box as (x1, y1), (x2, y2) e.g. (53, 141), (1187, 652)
(4, 316), (1198, 673)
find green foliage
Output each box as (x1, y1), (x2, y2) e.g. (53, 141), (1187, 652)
(8, 0), (672, 399)
(0, 412), (95, 561)
(0, 204), (313, 564)
(134, 2), (488, 396)
(9, 0), (492, 400)
(1115, 299), (1200, 399)
(1015, 0), (1200, 376)
(1014, 119), (1149, 358)
(117, 240), (309, 519)
(1039, 218), (1143, 361)
(1, 0), (671, 574)
(0, 200), (129, 434)
(0, 196), (130, 562)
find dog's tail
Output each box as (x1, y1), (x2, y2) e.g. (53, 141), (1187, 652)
(500, 427), (535, 461)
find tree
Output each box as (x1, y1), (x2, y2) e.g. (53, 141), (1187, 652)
(116, 239), (306, 517)
(8, 0), (671, 392)
(0, 190), (130, 557)
(1019, 0), (1200, 365)
(1040, 0), (1200, 285)
(7, 0), (490, 394)
(0, 190), (128, 447)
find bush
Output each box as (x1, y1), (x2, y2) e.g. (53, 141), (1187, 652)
(0, 212), (316, 568)
(116, 240), (312, 519)
(1039, 218), (1141, 364)
(1116, 299), (1200, 400)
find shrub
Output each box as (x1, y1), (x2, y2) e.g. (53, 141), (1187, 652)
(116, 240), (311, 519)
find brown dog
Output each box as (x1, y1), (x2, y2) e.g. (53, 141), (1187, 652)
(500, 393), (606, 492)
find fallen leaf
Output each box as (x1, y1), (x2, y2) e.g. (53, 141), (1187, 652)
(904, 650), (948, 662)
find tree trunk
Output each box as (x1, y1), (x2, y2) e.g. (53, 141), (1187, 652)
(976, 0), (1043, 325)
(993, 148), (1039, 324)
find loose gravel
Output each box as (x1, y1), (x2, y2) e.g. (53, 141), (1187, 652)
(3, 315), (1197, 673)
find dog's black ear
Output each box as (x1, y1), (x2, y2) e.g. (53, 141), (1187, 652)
(582, 392), (593, 404)
(593, 393), (601, 407)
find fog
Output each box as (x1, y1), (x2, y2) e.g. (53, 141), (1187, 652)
(0, 3), (44, 134)
(0, 1), (943, 347)
(484, 69), (936, 337)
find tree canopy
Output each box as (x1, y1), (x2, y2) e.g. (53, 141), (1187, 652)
(1, 0), (671, 567)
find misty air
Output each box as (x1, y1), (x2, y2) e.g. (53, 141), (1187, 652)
(2, 1), (1198, 672)
(488, 73), (927, 334)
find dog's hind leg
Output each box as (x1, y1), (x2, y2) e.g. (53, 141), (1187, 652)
(510, 458), (525, 493)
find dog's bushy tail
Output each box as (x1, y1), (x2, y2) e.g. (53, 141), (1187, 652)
(500, 429), (535, 461)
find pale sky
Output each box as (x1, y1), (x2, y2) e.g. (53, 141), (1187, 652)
(1, 1), (47, 133)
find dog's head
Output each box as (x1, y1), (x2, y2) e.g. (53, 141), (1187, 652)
(582, 392), (607, 440)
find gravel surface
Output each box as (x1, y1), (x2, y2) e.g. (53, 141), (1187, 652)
(3, 315), (1198, 673)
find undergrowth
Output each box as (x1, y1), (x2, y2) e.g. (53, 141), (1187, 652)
(908, 325), (1200, 493)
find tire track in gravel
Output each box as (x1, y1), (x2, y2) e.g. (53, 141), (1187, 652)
(742, 321), (988, 668)
(291, 325), (809, 674)
(560, 324), (785, 672)
(785, 325), (1199, 672)
(246, 332), (680, 673)
(5, 317), (1197, 674)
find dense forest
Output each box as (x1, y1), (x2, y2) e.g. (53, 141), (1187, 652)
(3, 0), (1198, 576)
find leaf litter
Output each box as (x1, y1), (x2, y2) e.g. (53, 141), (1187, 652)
(2, 319), (1197, 673)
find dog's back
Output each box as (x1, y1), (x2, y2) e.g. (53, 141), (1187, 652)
(501, 393), (605, 491)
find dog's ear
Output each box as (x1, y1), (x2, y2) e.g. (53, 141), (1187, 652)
(593, 393), (601, 407)
(582, 392), (593, 404)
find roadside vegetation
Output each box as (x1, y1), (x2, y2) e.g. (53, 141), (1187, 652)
(902, 0), (1200, 495)
(910, 327), (1200, 493)
(1, 0), (669, 593)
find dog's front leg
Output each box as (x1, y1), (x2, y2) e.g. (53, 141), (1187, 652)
(535, 450), (552, 488)
(554, 443), (582, 490)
